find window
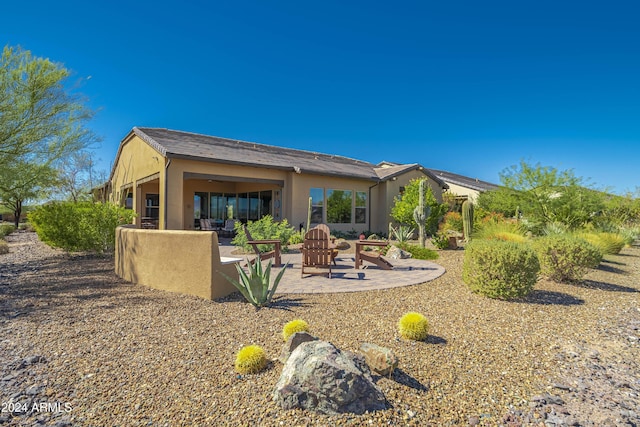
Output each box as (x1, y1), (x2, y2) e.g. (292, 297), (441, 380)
(124, 191), (133, 209)
(355, 191), (367, 224)
(309, 188), (324, 224)
(194, 192), (209, 219)
(326, 189), (352, 224)
(145, 194), (160, 219)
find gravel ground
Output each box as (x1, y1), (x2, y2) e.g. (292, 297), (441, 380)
(0, 231), (638, 426)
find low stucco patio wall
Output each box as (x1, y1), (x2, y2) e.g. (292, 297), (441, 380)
(115, 225), (238, 300)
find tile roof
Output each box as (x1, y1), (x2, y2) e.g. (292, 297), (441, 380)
(374, 163), (447, 187)
(426, 168), (499, 192)
(134, 127), (380, 180)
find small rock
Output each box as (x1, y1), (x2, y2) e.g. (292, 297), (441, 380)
(468, 415), (480, 425)
(359, 342), (398, 377)
(386, 245), (412, 260)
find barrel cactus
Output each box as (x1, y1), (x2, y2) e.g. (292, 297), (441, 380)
(235, 345), (268, 374)
(282, 319), (309, 342)
(398, 312), (429, 341)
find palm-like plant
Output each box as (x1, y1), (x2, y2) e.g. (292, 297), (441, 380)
(224, 259), (288, 308)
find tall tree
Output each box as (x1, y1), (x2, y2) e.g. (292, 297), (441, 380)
(0, 161), (58, 228)
(0, 45), (97, 220)
(485, 160), (605, 231)
(0, 45), (95, 167)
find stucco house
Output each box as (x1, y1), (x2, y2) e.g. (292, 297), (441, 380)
(426, 168), (499, 202)
(104, 127), (447, 233)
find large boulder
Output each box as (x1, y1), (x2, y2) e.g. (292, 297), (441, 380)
(278, 331), (318, 363)
(273, 340), (387, 415)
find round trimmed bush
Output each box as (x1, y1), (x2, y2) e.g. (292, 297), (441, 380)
(398, 312), (429, 341)
(234, 345), (267, 374)
(462, 239), (539, 300)
(0, 239), (9, 255)
(533, 235), (602, 282)
(282, 319), (309, 342)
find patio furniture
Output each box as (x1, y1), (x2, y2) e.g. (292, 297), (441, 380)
(243, 226), (282, 267)
(301, 227), (334, 278)
(314, 224), (339, 266)
(221, 219), (237, 237)
(200, 218), (215, 231)
(355, 240), (393, 270)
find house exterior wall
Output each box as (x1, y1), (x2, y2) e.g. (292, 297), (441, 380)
(443, 182), (481, 202)
(287, 173), (374, 233)
(107, 132), (446, 234)
(109, 135), (164, 228)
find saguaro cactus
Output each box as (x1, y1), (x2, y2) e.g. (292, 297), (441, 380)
(306, 196), (312, 234)
(413, 179), (431, 247)
(462, 199), (474, 242)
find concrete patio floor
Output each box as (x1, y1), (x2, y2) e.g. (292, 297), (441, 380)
(218, 239), (446, 294)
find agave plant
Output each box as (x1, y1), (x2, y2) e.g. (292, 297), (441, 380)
(224, 259), (288, 308)
(391, 225), (415, 243)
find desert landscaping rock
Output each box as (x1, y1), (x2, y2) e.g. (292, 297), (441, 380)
(359, 342), (398, 377)
(273, 340), (387, 414)
(1, 230), (639, 425)
(278, 331), (318, 363)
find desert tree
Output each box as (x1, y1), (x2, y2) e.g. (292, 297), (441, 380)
(0, 45), (98, 221)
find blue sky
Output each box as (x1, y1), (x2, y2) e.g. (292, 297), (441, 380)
(4, 1), (639, 194)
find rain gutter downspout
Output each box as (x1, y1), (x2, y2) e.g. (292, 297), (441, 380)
(368, 180), (380, 232)
(164, 158), (171, 230)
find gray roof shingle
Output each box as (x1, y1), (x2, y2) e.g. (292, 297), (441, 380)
(426, 168), (499, 192)
(134, 127), (380, 180)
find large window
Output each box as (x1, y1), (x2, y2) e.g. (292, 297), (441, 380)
(309, 188), (324, 224)
(355, 191), (367, 224)
(326, 189), (352, 224)
(195, 191), (272, 224)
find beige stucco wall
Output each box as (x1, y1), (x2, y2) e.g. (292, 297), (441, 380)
(444, 182), (481, 202)
(109, 134), (164, 228)
(115, 226), (239, 300)
(288, 173), (374, 233)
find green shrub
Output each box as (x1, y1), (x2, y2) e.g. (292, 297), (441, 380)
(231, 215), (295, 252)
(28, 201), (135, 253)
(463, 240), (539, 300)
(398, 312), (429, 341)
(0, 239), (8, 255)
(439, 211), (463, 234)
(0, 224), (16, 238)
(18, 222), (34, 232)
(282, 319), (309, 341)
(235, 345), (268, 374)
(287, 230), (304, 245)
(397, 242), (439, 260)
(575, 231), (626, 255)
(431, 233), (451, 249)
(474, 221), (528, 243)
(533, 235), (602, 282)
